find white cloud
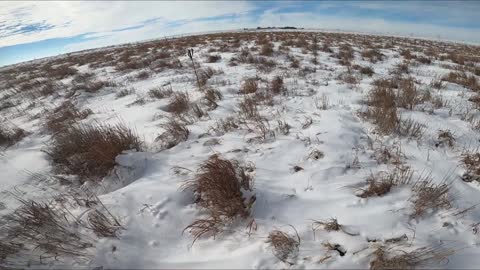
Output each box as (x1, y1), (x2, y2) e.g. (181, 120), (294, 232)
(0, 0), (478, 59)
(0, 1), (255, 47)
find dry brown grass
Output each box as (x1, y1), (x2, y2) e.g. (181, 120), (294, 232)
(436, 129), (455, 148)
(461, 149), (480, 183)
(400, 49), (415, 60)
(416, 56), (432, 65)
(3, 197), (94, 262)
(337, 70), (360, 86)
(370, 245), (453, 270)
(209, 116), (239, 135)
(260, 42), (274, 56)
(46, 101), (93, 134)
(0, 124), (26, 147)
(0, 241), (23, 265)
(183, 155), (255, 244)
(358, 168), (414, 198)
(148, 85), (173, 99)
(166, 92), (190, 115)
(442, 71), (479, 92)
(203, 86), (223, 109)
(361, 49), (385, 63)
(411, 182), (450, 218)
(391, 61), (410, 75)
(364, 85), (399, 134)
(398, 118), (426, 139)
(359, 66), (375, 76)
(240, 78), (258, 94)
(335, 44), (355, 66)
(396, 77), (419, 110)
(45, 122), (143, 181)
(270, 76), (285, 95)
(312, 218), (341, 232)
(238, 96), (261, 120)
(266, 227), (300, 265)
(206, 54), (221, 63)
(87, 209), (123, 238)
(1, 191), (123, 264)
(156, 117), (190, 149)
(198, 67), (215, 87)
(115, 87), (136, 98)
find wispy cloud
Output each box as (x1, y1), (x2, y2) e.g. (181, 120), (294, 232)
(0, 1), (479, 66)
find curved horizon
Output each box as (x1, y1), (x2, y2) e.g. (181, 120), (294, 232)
(1, 1), (479, 67)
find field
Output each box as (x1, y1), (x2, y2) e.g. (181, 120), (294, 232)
(1, 30), (480, 268)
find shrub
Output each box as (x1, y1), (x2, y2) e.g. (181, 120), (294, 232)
(183, 155), (255, 244)
(45, 122), (143, 180)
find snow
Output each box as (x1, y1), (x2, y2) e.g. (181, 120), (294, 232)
(1, 30), (480, 269)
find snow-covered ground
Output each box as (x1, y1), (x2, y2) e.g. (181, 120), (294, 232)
(1, 30), (480, 269)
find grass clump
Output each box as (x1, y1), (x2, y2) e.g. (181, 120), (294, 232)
(183, 154), (255, 244)
(266, 227), (300, 265)
(240, 78), (258, 94)
(45, 122), (143, 181)
(166, 92), (190, 115)
(156, 117), (190, 149)
(0, 124), (26, 147)
(148, 85), (173, 99)
(358, 168), (414, 198)
(370, 245), (453, 270)
(270, 76), (285, 95)
(364, 85), (399, 135)
(46, 101), (93, 134)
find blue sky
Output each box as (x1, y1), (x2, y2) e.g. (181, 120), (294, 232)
(0, 1), (479, 67)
